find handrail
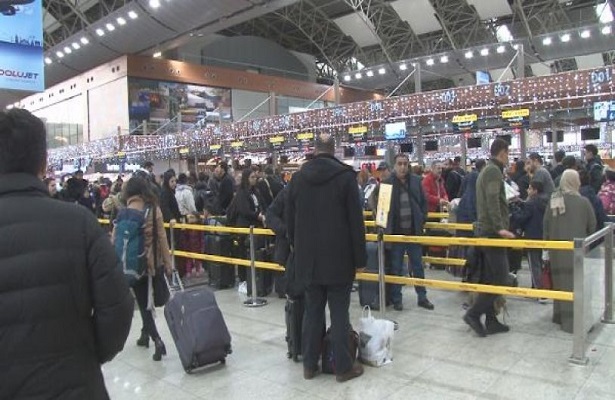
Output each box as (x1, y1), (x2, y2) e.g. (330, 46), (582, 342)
(364, 211), (450, 219)
(583, 223), (613, 249)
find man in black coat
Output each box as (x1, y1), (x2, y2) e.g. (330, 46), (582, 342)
(211, 160), (235, 215)
(286, 134), (366, 383)
(0, 109), (134, 400)
(257, 165), (285, 211)
(383, 153), (434, 311)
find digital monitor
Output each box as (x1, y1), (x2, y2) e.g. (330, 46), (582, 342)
(399, 143), (413, 153)
(581, 127), (600, 141)
(593, 101), (615, 122)
(364, 146), (377, 156)
(424, 140), (438, 151)
(498, 134), (512, 145)
(343, 147), (355, 158)
(467, 137), (482, 148)
(384, 121), (407, 140)
(545, 131), (564, 143)
(476, 71), (490, 85)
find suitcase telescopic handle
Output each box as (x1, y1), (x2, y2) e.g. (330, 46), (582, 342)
(164, 269), (184, 295)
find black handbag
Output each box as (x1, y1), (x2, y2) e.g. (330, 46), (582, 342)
(152, 206), (170, 307)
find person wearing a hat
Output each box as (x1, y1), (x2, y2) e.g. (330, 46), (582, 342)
(527, 152), (555, 196)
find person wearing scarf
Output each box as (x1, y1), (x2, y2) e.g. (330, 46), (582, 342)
(544, 169), (596, 333)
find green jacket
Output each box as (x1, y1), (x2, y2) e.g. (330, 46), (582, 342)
(476, 159), (509, 235)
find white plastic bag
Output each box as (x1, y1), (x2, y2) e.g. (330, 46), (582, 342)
(358, 306), (395, 367)
(238, 281), (247, 295)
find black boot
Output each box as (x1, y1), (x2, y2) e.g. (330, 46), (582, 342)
(485, 315), (510, 335)
(136, 332), (149, 348)
(153, 338), (167, 361)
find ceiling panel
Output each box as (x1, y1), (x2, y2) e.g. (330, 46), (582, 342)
(390, 0), (441, 35)
(334, 12), (380, 47)
(574, 53), (605, 70)
(530, 63), (552, 76)
(466, 0), (512, 20)
(490, 67), (515, 82)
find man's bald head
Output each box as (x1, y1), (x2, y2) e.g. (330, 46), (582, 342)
(315, 133), (335, 155)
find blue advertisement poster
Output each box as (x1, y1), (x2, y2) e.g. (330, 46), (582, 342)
(0, 0), (44, 92)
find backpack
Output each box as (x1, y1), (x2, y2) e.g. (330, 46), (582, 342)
(114, 207), (150, 286)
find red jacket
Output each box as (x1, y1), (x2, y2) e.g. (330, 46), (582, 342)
(422, 173), (448, 212)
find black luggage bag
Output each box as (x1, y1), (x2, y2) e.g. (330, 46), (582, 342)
(285, 296), (304, 362)
(205, 234), (235, 289)
(246, 246), (274, 297)
(164, 274), (232, 373)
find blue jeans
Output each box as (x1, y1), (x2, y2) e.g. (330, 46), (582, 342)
(389, 243), (427, 304)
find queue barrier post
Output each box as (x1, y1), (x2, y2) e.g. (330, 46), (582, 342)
(243, 225), (267, 308)
(603, 223), (615, 324)
(570, 238), (588, 365)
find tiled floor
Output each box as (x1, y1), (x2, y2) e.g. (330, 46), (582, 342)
(103, 263), (615, 400)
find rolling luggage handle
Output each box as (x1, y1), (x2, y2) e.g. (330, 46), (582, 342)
(377, 228), (398, 330)
(243, 225), (268, 308)
(165, 219), (185, 295)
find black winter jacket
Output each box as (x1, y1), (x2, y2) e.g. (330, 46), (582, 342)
(510, 193), (549, 239)
(160, 187), (181, 222)
(266, 187), (290, 265)
(0, 174), (134, 400)
(382, 172), (428, 236)
(286, 154), (366, 286)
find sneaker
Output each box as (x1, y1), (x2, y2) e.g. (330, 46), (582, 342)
(336, 363), (364, 383)
(393, 303), (403, 311)
(417, 299), (434, 310)
(463, 313), (487, 337)
(485, 317), (510, 335)
(538, 298), (549, 304)
(303, 367), (320, 380)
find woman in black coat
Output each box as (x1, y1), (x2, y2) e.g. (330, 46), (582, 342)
(159, 171), (181, 223)
(235, 168), (266, 228)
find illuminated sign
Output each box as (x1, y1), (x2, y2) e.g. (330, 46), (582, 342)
(296, 132), (314, 141)
(209, 144), (222, 150)
(348, 126), (368, 134)
(231, 141), (243, 148)
(452, 114), (478, 123)
(452, 114), (478, 133)
(501, 109), (530, 119)
(179, 147), (190, 154)
(269, 136), (285, 144)
(502, 109), (530, 128)
(0, 0), (44, 91)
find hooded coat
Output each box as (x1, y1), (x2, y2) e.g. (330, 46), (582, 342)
(286, 154), (366, 286)
(0, 173), (134, 399)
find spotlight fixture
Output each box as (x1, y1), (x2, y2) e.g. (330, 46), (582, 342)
(56, 51), (64, 58)
(580, 29), (591, 38)
(128, 10), (138, 19)
(378, 67), (386, 75)
(496, 45), (505, 53)
(343, 75), (351, 82)
(80, 37), (89, 45)
(106, 23), (115, 32)
(426, 58), (434, 66)
(71, 42), (80, 50)
(399, 63), (407, 71)
(117, 17), (127, 26)
(153, 51), (162, 58)
(149, 0), (160, 8)
(602, 25), (612, 35)
(560, 33), (571, 42)
(440, 55), (448, 63)
(464, 51), (473, 59)
(480, 48), (489, 56)
(63, 46), (72, 54)
(44, 57), (52, 64)
(542, 37), (552, 45)
(366, 70), (374, 77)
(96, 28), (105, 36)
(355, 72), (362, 79)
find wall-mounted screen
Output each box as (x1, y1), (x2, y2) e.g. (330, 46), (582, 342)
(364, 145), (377, 156)
(593, 101), (615, 122)
(545, 131), (564, 143)
(581, 127), (600, 141)
(467, 137), (482, 148)
(498, 134), (512, 145)
(476, 71), (490, 85)
(399, 143), (413, 153)
(343, 146), (355, 158)
(384, 121), (407, 140)
(424, 140), (438, 151)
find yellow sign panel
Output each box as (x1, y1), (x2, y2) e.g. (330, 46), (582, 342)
(297, 132), (314, 140)
(452, 114), (478, 123)
(117, 151), (126, 157)
(179, 147), (189, 154)
(231, 141), (244, 148)
(349, 126), (368, 134)
(376, 183), (393, 229)
(210, 144), (222, 150)
(269, 136), (285, 144)
(502, 109), (530, 119)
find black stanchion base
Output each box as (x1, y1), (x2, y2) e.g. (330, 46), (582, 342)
(243, 298), (268, 308)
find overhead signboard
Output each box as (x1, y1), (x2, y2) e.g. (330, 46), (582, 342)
(0, 0), (44, 92)
(269, 135), (285, 149)
(452, 113), (478, 132)
(502, 108), (530, 128)
(348, 125), (368, 142)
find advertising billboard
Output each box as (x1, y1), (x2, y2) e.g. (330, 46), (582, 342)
(0, 0), (44, 92)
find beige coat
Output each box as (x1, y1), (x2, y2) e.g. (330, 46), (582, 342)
(111, 195), (172, 276)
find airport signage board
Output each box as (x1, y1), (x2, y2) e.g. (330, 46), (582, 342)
(0, 0), (44, 92)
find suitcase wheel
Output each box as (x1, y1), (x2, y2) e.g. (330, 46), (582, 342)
(220, 358), (226, 364)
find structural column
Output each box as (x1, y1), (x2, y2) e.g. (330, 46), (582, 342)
(334, 77), (341, 106)
(516, 44), (527, 159)
(269, 92), (278, 168)
(414, 64), (424, 166)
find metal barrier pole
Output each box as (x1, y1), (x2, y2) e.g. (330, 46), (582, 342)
(377, 229), (398, 330)
(244, 225), (267, 308)
(570, 238), (588, 365)
(603, 223), (614, 324)
(169, 220), (182, 289)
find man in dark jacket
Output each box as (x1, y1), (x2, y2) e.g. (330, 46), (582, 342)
(212, 160), (235, 215)
(584, 144), (604, 194)
(257, 165), (284, 211)
(445, 156), (466, 199)
(463, 138), (513, 337)
(0, 109), (134, 400)
(286, 134), (366, 383)
(550, 150), (566, 181)
(383, 153), (434, 311)
(457, 159), (486, 224)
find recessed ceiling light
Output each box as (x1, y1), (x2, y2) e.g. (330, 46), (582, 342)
(56, 51), (64, 58)
(80, 37), (89, 45)
(149, 0), (160, 8)
(355, 72), (362, 79)
(560, 33), (571, 42)
(542, 37), (552, 45)
(128, 10), (138, 19)
(117, 17), (126, 26)
(366, 70), (374, 77)
(106, 23), (115, 32)
(426, 58), (434, 66)
(96, 28), (105, 36)
(378, 67), (386, 75)
(71, 42), (80, 50)
(399, 64), (407, 70)
(480, 48), (489, 56)
(153, 51), (162, 58)
(581, 29), (591, 38)
(63, 46), (72, 54)
(602, 25), (612, 35)
(464, 51), (473, 59)
(343, 75), (351, 82)
(496, 45), (506, 53)
(44, 57), (52, 64)
(440, 55), (448, 63)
